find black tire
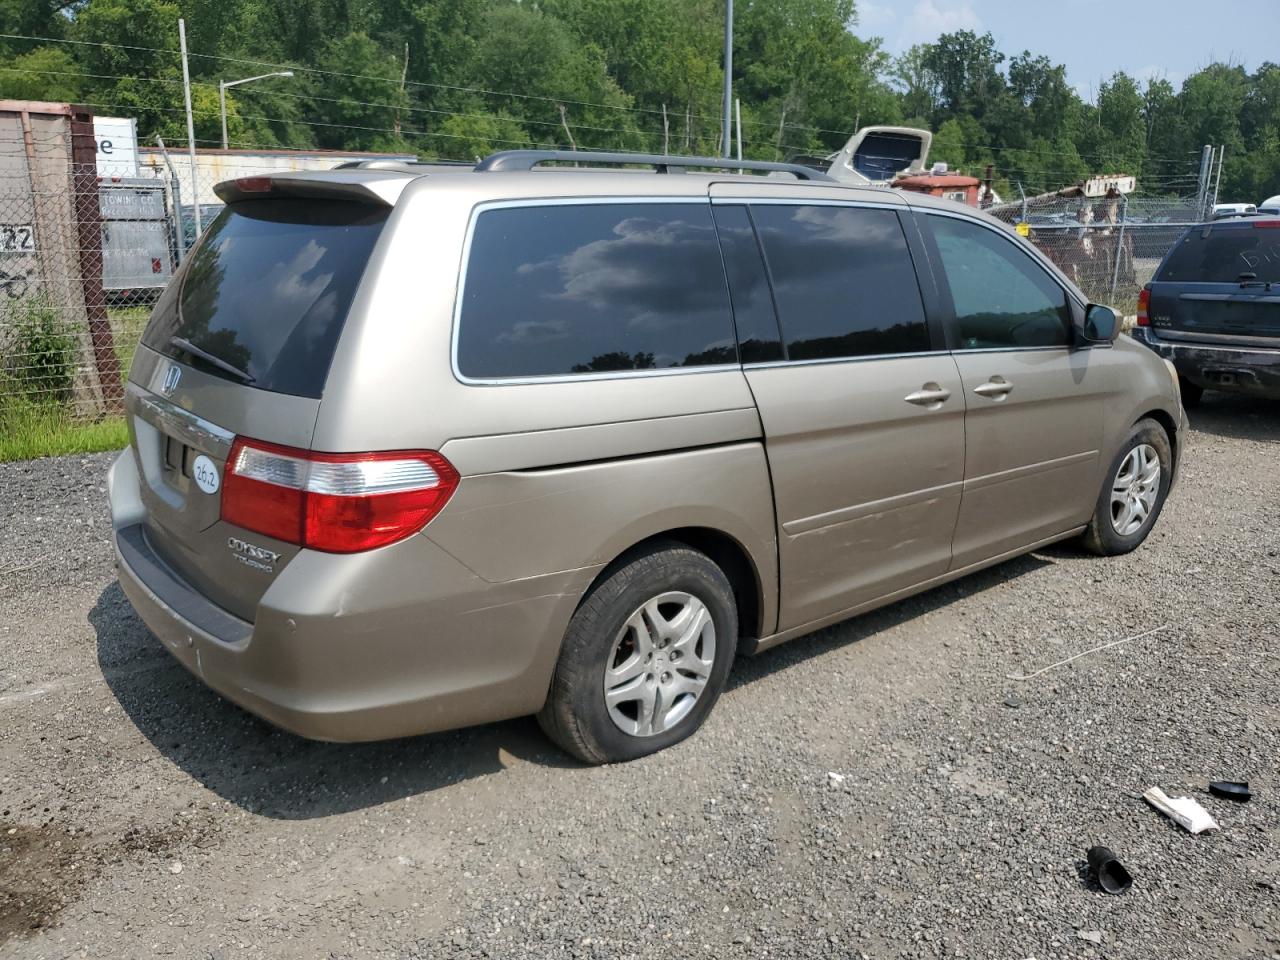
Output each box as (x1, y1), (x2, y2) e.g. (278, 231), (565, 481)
(1179, 377), (1204, 408)
(1081, 418), (1172, 556)
(537, 542), (737, 764)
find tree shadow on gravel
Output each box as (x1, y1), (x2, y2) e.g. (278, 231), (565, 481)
(730, 551), (1054, 690)
(1184, 393), (1280, 444)
(90, 583), (578, 822)
(92, 548), (1058, 818)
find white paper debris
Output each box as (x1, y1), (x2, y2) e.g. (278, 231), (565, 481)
(1143, 786), (1219, 834)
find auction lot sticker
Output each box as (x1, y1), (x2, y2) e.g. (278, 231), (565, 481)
(192, 455), (220, 494)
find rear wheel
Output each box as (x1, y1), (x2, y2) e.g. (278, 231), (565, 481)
(537, 543), (737, 764)
(1081, 418), (1172, 556)
(1179, 377), (1204, 408)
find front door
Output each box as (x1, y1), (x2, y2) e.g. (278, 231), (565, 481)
(712, 194), (966, 631)
(921, 212), (1110, 568)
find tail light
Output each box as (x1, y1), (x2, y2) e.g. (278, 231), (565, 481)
(151, 257), (163, 274)
(235, 176), (273, 193)
(1136, 286), (1150, 327)
(221, 438), (459, 553)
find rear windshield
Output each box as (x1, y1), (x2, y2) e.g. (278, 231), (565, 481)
(1157, 224), (1280, 283)
(141, 198), (387, 398)
(853, 132), (923, 182)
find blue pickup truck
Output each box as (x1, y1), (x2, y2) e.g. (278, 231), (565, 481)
(1131, 216), (1280, 405)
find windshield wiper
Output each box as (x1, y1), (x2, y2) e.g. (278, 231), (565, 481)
(169, 336), (255, 384)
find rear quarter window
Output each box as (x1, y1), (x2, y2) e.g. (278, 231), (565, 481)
(1158, 224), (1280, 283)
(457, 202), (736, 379)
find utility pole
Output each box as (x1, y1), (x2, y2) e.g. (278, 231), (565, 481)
(395, 42), (408, 140)
(721, 0), (733, 158)
(178, 18), (201, 236)
(735, 98), (742, 161)
(558, 104), (577, 152)
(1195, 144), (1212, 219)
(1211, 144), (1225, 211)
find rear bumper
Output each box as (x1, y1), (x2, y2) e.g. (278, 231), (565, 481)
(1131, 327), (1280, 399)
(108, 451), (595, 742)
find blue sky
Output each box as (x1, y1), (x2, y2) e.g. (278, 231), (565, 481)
(855, 0), (1278, 99)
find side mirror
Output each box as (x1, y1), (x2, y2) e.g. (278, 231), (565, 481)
(1081, 303), (1120, 344)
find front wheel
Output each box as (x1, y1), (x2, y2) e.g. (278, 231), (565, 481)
(1081, 418), (1172, 556)
(537, 543), (737, 764)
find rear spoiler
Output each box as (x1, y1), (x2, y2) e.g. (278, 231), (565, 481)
(213, 171), (412, 207)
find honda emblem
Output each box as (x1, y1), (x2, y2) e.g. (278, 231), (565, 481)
(162, 365), (181, 396)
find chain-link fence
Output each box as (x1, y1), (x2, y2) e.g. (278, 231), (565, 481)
(987, 195), (1202, 313)
(0, 106), (414, 444)
(0, 108), (1209, 443)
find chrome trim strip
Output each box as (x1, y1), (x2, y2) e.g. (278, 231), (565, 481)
(743, 349), (950, 370)
(949, 345), (1072, 355)
(962, 449), (1097, 494)
(131, 388), (235, 455)
(1153, 329), (1280, 349)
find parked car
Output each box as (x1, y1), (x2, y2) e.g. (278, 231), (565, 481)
(1260, 195), (1280, 216)
(1131, 215), (1280, 405)
(108, 151), (1186, 764)
(1213, 202), (1258, 219)
(178, 203), (225, 250)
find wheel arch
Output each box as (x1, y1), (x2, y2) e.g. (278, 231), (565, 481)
(1136, 406), (1180, 473)
(583, 526), (769, 647)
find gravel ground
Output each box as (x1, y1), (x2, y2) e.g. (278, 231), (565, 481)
(1, 393), (1278, 960)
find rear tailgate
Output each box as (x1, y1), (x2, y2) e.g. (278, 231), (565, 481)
(1149, 220), (1280, 345)
(126, 194), (390, 621)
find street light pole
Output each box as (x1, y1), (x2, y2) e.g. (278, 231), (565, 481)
(721, 0), (733, 158)
(219, 71), (294, 149)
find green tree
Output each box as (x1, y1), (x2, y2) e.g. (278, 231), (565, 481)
(0, 47), (86, 102)
(308, 31), (409, 151)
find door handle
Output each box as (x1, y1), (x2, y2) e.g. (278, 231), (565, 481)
(904, 383), (952, 407)
(973, 376), (1013, 399)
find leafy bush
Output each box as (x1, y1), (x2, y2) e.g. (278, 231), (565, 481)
(4, 296), (78, 404)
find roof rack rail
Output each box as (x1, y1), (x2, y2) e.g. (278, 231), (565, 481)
(473, 149), (835, 181)
(331, 159), (473, 172)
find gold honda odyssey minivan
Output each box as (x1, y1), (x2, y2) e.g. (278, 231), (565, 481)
(109, 150), (1186, 763)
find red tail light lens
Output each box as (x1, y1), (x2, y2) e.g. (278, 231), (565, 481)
(1136, 286), (1150, 327)
(235, 176), (273, 193)
(221, 438), (459, 553)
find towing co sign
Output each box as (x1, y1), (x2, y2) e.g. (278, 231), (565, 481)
(94, 116), (138, 178)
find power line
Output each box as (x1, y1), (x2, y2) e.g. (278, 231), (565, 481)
(0, 30), (1210, 166)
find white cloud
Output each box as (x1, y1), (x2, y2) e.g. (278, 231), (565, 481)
(856, 0), (897, 33)
(884, 0), (981, 52)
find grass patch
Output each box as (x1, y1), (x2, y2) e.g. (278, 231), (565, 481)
(108, 304), (151, 378)
(0, 399), (127, 463)
(0, 304), (148, 462)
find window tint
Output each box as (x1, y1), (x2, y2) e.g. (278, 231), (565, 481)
(1157, 224), (1280, 283)
(751, 204), (930, 361)
(458, 203), (736, 379)
(711, 205), (782, 363)
(929, 215), (1071, 349)
(141, 199), (387, 398)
